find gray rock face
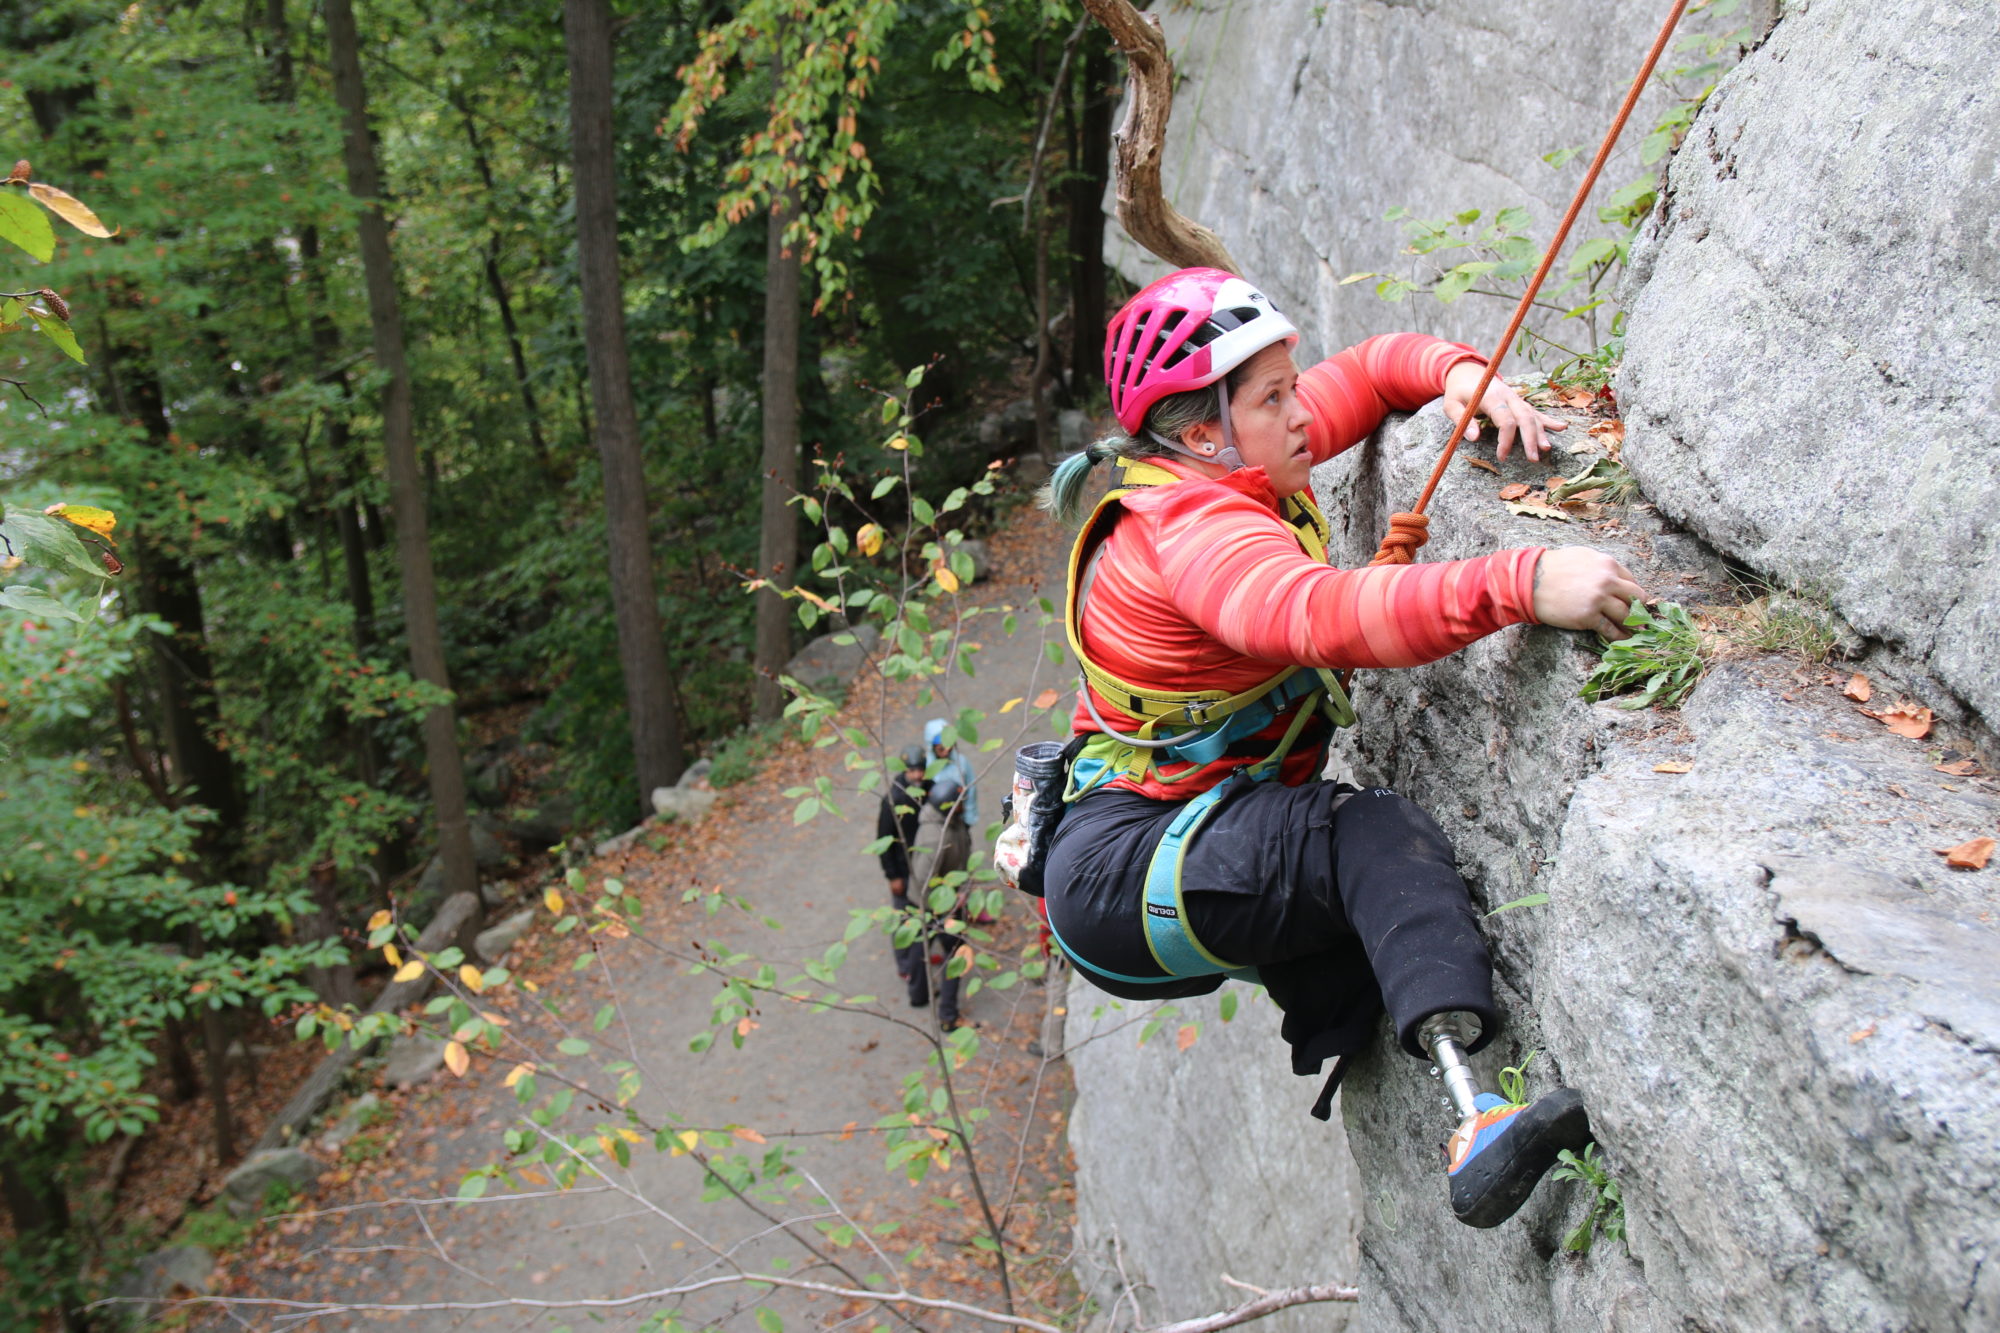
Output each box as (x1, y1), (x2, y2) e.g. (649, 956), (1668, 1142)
(110, 1246), (213, 1327)
(1067, 985), (1360, 1331)
(1306, 405), (2000, 1330)
(504, 794), (576, 849)
(475, 907), (537, 963)
(677, 757), (714, 789)
(782, 622), (881, 690)
(1619, 0), (2000, 734)
(1103, 1), (1734, 359)
(317, 1093), (382, 1153)
(651, 785), (719, 823)
(220, 1148), (319, 1219)
(381, 1035), (447, 1089)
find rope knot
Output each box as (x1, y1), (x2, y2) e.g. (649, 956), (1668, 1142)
(1369, 512), (1430, 566)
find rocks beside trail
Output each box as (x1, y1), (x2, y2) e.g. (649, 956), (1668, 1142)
(220, 1148), (319, 1220)
(110, 1246), (214, 1327)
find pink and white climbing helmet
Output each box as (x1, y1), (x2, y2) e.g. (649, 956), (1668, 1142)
(1103, 267), (1299, 434)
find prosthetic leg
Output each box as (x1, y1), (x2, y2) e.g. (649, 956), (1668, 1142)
(1418, 1012), (1594, 1228)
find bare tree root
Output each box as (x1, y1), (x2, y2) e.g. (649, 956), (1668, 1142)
(1080, 0), (1239, 272)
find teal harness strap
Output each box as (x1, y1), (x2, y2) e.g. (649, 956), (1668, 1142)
(1140, 775), (1261, 982)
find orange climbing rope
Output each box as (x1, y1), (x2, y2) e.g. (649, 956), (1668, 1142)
(1367, 0), (1692, 568)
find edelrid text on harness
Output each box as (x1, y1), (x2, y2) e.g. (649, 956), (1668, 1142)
(1046, 457), (1357, 984)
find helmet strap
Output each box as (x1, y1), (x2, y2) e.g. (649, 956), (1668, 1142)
(1145, 375), (1246, 473)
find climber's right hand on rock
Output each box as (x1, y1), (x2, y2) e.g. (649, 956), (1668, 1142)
(1532, 547), (1644, 640)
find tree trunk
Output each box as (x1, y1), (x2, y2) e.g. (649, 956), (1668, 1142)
(302, 861), (360, 1008)
(1068, 32), (1114, 398)
(753, 176), (803, 722)
(324, 0), (480, 907)
(563, 0), (688, 803)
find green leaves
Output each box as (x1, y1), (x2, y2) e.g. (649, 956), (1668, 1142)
(0, 191), (55, 262)
(0, 586), (81, 623)
(0, 510), (107, 583)
(1580, 602), (1706, 710)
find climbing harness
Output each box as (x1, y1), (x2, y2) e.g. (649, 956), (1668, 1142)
(1041, 456), (1356, 982)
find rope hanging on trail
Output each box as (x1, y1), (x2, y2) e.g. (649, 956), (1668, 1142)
(1366, 0), (1693, 568)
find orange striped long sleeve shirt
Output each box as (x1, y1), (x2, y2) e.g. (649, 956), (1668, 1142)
(1069, 333), (1544, 796)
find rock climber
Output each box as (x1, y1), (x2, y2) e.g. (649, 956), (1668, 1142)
(902, 719), (979, 1028)
(876, 743), (930, 984)
(1035, 267), (1642, 1228)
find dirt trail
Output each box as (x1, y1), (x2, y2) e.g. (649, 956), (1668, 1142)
(212, 506), (1084, 1332)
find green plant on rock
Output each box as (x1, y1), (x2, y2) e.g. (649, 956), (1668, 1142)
(1581, 601), (1705, 710)
(1552, 1142), (1626, 1254)
(1497, 1049), (1540, 1105)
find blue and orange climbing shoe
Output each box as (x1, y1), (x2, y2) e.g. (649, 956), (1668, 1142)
(1446, 1088), (1592, 1228)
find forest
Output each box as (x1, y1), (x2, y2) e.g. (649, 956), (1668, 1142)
(1, 0), (1115, 1322)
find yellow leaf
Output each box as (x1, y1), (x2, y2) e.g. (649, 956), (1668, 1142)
(443, 1041), (469, 1077)
(383, 943), (403, 968)
(934, 565), (960, 594)
(544, 887), (564, 915)
(999, 697), (1023, 714)
(1652, 762), (1693, 774)
(460, 964), (485, 994)
(392, 960), (425, 983)
(42, 503), (117, 540)
(672, 1129), (700, 1156)
(733, 1126), (767, 1144)
(28, 181), (115, 237)
(886, 435), (908, 451)
(367, 909), (392, 932)
(597, 1135), (616, 1157)
(503, 1062), (536, 1087)
(617, 1128), (645, 1144)
(856, 522), (883, 557)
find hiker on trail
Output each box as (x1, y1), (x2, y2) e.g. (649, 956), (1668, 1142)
(877, 744), (931, 984)
(901, 718), (978, 1027)
(1033, 267), (1643, 1228)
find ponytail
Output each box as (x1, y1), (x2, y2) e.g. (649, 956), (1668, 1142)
(1038, 436), (1129, 526)
(1040, 376), (1237, 526)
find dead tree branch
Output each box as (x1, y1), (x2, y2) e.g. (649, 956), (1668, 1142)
(1080, 0), (1239, 272)
(1140, 1279), (1361, 1333)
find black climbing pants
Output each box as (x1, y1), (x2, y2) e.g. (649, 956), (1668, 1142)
(1044, 779), (1498, 1074)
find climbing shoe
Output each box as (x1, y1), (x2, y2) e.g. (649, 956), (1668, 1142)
(1446, 1088), (1592, 1228)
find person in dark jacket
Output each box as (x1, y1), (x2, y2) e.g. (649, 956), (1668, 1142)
(906, 770), (973, 1027)
(877, 744), (929, 983)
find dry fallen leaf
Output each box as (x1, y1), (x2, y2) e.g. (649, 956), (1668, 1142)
(732, 1126), (768, 1144)
(1886, 784), (1909, 799)
(29, 181), (115, 237)
(1859, 704), (1933, 739)
(1653, 761), (1693, 774)
(1847, 1023), (1877, 1044)
(1505, 500), (1578, 523)
(1936, 837), (1995, 870)
(1032, 688), (1062, 709)
(1498, 483), (1531, 501)
(1842, 673), (1873, 703)
(1465, 458), (1500, 475)
(1557, 386), (1596, 410)
(1935, 759), (1983, 777)
(1587, 419), (1626, 447)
